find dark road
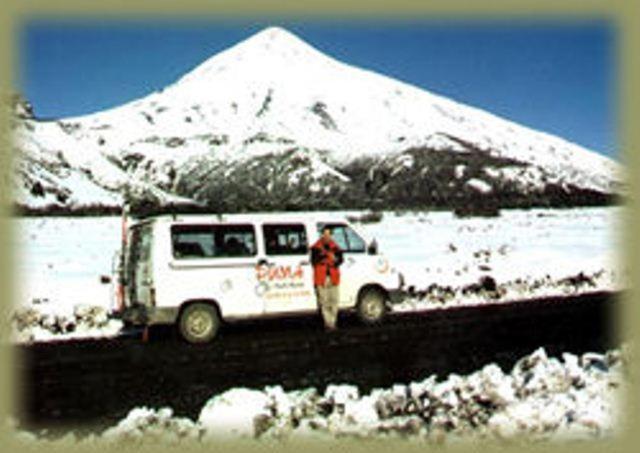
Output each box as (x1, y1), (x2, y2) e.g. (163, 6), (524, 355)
(15, 291), (620, 434)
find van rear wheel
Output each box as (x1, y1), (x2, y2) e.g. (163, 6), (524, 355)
(179, 303), (220, 344)
(356, 288), (387, 324)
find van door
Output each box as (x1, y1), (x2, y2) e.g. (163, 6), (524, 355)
(316, 222), (368, 306)
(170, 224), (262, 317)
(259, 223), (315, 314)
(127, 223), (153, 307)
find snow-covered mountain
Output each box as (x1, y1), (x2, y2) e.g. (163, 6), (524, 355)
(11, 26), (623, 213)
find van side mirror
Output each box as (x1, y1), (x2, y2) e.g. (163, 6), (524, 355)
(367, 239), (378, 255)
(100, 275), (112, 284)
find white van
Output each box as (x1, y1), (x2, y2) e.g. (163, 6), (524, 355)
(114, 213), (405, 343)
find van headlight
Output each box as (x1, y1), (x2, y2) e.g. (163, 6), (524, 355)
(375, 257), (389, 273)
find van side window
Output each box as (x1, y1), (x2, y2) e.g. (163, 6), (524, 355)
(317, 223), (366, 253)
(263, 224), (308, 255)
(171, 224), (256, 259)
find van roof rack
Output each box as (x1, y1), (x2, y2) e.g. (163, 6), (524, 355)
(129, 201), (214, 220)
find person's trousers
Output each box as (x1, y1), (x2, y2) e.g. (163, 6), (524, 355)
(315, 276), (339, 329)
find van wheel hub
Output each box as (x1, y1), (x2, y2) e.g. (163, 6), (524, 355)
(179, 303), (220, 343)
(357, 288), (387, 324)
(188, 310), (213, 336)
(363, 299), (383, 319)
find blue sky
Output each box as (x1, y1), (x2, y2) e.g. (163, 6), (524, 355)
(17, 18), (616, 157)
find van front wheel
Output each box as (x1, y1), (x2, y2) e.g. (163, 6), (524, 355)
(356, 288), (387, 324)
(179, 303), (220, 343)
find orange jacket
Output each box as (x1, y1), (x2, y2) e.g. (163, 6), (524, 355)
(310, 239), (343, 286)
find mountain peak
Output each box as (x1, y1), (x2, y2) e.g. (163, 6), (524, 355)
(221, 26), (327, 62)
(175, 26), (332, 86)
(245, 26), (308, 49)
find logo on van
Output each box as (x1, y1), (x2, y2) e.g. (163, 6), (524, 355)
(256, 264), (305, 281)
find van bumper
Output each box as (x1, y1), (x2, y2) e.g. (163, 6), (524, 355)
(121, 304), (179, 325)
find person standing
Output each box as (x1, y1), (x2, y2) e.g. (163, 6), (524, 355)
(310, 226), (343, 330)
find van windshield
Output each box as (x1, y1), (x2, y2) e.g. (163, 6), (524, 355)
(317, 223), (366, 253)
(171, 224), (256, 259)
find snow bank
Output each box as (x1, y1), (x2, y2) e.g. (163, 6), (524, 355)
(390, 268), (623, 313)
(102, 407), (202, 443)
(11, 303), (123, 343)
(8, 346), (628, 445)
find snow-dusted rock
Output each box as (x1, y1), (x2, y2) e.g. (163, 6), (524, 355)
(102, 407), (201, 444)
(375, 385), (409, 419)
(10, 302), (124, 343)
(465, 178), (493, 194)
(478, 364), (517, 407)
(73, 304), (109, 327)
(198, 388), (271, 438)
(343, 395), (380, 430)
(324, 384), (359, 409)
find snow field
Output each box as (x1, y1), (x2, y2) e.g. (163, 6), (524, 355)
(9, 207), (624, 343)
(368, 206), (624, 311)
